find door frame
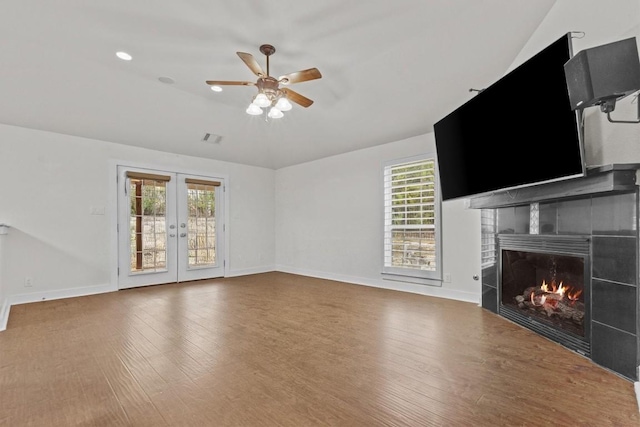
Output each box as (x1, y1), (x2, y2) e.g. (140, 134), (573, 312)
(116, 166), (179, 289)
(108, 159), (230, 290)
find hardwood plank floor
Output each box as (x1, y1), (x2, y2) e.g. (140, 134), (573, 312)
(1, 272), (638, 426)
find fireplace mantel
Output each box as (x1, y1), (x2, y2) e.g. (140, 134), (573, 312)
(469, 163), (640, 209)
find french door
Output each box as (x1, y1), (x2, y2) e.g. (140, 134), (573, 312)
(117, 166), (225, 289)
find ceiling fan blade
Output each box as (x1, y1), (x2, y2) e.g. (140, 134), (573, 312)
(206, 80), (255, 86)
(236, 52), (265, 77)
(282, 88), (314, 108)
(278, 68), (322, 85)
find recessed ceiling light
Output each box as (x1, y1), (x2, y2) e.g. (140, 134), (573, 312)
(210, 85), (223, 92)
(116, 51), (132, 61)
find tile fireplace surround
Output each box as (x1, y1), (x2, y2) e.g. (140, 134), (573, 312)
(472, 164), (640, 381)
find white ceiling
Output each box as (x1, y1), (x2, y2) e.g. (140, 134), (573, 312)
(0, 1), (558, 169)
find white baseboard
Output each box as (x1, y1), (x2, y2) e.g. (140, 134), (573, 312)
(1, 266), (279, 330)
(0, 266), (479, 331)
(0, 283), (115, 332)
(8, 283), (116, 307)
(226, 265), (276, 278)
(275, 265), (480, 304)
(635, 382), (640, 412)
(0, 299), (10, 332)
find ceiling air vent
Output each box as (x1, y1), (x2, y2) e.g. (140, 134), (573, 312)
(202, 133), (223, 144)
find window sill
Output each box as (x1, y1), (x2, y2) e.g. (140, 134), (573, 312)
(381, 273), (442, 287)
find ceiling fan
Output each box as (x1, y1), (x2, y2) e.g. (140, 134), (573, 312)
(206, 44), (322, 118)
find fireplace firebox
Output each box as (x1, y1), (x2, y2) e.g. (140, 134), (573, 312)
(498, 235), (591, 356)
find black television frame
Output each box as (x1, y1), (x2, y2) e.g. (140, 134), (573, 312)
(433, 32), (586, 202)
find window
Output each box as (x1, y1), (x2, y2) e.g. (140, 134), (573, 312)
(481, 209), (497, 268)
(383, 155), (441, 282)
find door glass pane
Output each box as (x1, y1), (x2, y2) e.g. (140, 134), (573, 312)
(187, 183), (216, 267)
(129, 178), (167, 273)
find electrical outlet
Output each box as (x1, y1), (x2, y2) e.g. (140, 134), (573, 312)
(444, 273), (452, 283)
(24, 277), (33, 287)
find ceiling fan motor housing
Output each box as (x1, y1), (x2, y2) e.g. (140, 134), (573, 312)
(257, 77), (283, 102)
(258, 76), (279, 92)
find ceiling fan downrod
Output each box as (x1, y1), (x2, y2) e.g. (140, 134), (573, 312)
(259, 44), (276, 77)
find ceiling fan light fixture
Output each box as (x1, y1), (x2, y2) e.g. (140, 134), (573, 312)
(246, 104), (263, 115)
(254, 93), (271, 108)
(268, 107), (284, 119)
(275, 97), (292, 111)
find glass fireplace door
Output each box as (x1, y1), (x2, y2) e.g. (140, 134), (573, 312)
(501, 249), (586, 337)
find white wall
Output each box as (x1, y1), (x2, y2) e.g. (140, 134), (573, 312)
(272, 0), (640, 303)
(510, 0), (640, 168)
(0, 229), (7, 328)
(1, 0), (637, 328)
(0, 123), (275, 309)
(275, 133), (481, 303)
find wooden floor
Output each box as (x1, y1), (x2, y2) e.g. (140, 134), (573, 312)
(1, 272), (638, 426)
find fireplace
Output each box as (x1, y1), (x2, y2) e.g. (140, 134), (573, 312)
(474, 164), (639, 381)
(498, 235), (591, 356)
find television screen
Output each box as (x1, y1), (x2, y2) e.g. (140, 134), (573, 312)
(433, 33), (585, 201)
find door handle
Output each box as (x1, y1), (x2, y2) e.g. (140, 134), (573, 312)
(169, 224), (176, 229)
(169, 233), (176, 237)
(180, 223), (186, 228)
(180, 233), (187, 238)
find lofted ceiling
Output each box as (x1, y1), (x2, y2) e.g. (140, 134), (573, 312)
(0, 1), (557, 169)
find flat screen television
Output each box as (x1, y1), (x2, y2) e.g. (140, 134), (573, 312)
(433, 33), (585, 201)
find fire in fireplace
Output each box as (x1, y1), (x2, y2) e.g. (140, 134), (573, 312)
(501, 250), (586, 338)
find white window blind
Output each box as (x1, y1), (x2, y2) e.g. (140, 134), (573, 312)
(481, 209), (497, 268)
(383, 156), (440, 281)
